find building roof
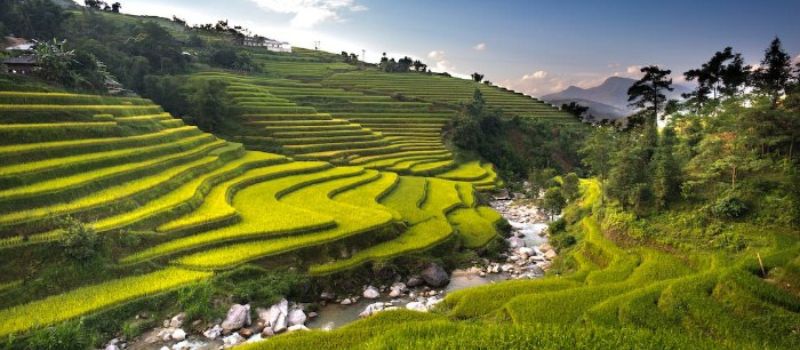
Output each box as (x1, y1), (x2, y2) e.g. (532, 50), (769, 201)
(3, 55), (39, 65)
(3, 36), (35, 51)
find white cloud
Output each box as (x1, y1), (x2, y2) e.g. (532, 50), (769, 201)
(473, 42), (486, 51)
(428, 50), (445, 61)
(425, 50), (470, 79)
(522, 70), (548, 80)
(249, 0), (367, 28)
(626, 65), (642, 74)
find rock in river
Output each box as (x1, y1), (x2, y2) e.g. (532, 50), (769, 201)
(363, 285), (380, 299)
(421, 263), (450, 287)
(222, 304), (251, 332)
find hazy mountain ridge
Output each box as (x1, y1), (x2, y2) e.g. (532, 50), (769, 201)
(542, 76), (692, 119)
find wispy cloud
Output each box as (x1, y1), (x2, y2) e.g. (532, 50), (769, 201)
(249, 0), (367, 28)
(428, 50), (454, 72)
(472, 42), (486, 51)
(522, 70), (548, 80)
(626, 65), (642, 74)
(426, 50), (470, 79)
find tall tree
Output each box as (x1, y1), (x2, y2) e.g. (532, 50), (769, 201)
(542, 187), (566, 220)
(189, 79), (231, 133)
(561, 173), (581, 202)
(720, 50), (750, 97)
(579, 127), (614, 203)
(628, 66), (673, 122)
(753, 37), (793, 107)
(471, 72), (484, 83)
(651, 126), (681, 208)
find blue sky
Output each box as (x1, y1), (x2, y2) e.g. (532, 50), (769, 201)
(108, 0), (799, 96)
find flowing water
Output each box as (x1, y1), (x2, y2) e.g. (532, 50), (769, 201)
(308, 194), (551, 330)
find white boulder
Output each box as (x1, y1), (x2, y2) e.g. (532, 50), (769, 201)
(221, 304), (251, 332)
(169, 312), (186, 328)
(288, 309), (307, 326)
(203, 324), (223, 339)
(171, 328), (186, 341)
(405, 301), (427, 312)
(363, 285), (380, 299)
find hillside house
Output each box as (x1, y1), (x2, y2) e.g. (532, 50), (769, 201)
(3, 55), (39, 75)
(241, 36), (292, 53)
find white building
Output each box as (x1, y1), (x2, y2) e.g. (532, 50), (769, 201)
(242, 36), (292, 53)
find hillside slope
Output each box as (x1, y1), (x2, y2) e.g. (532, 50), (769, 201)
(0, 90), (503, 339)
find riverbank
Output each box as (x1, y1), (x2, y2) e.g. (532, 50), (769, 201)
(110, 192), (558, 350)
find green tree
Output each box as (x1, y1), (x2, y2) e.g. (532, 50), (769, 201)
(1, 0), (70, 40)
(684, 47), (750, 104)
(628, 66), (673, 122)
(58, 217), (105, 265)
(34, 39), (75, 84)
(753, 37), (793, 107)
(651, 126), (681, 208)
(528, 168), (557, 197)
(580, 126), (614, 202)
(607, 134), (652, 213)
(471, 72), (484, 82)
(542, 187), (566, 220)
(189, 79), (231, 133)
(561, 172), (581, 202)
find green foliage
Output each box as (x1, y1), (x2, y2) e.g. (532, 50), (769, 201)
(753, 37), (793, 106)
(0, 0), (69, 40)
(528, 168), (557, 196)
(142, 75), (189, 117)
(551, 233), (577, 250)
(542, 187), (566, 218)
(651, 127), (681, 208)
(28, 39), (112, 91)
(561, 173), (580, 202)
(627, 65), (673, 120)
(204, 44), (261, 72)
(187, 78), (232, 133)
(548, 218), (566, 233)
(57, 217), (105, 265)
(711, 195), (748, 219)
(215, 268), (308, 307)
(24, 320), (94, 350)
(177, 282), (214, 321)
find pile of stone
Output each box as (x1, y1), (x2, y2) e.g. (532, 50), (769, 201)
(196, 299), (315, 348)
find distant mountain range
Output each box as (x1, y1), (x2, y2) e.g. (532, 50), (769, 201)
(542, 76), (692, 120)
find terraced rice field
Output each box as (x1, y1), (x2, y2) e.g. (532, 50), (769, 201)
(0, 89), (506, 337)
(244, 180), (800, 350)
(189, 71), (502, 189)
(323, 70), (581, 123)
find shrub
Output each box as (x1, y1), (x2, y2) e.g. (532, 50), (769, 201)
(561, 173), (580, 202)
(548, 218), (566, 234)
(551, 234), (577, 250)
(496, 218), (512, 237)
(177, 281), (214, 321)
(712, 195), (748, 218)
(58, 217), (105, 264)
(216, 268), (309, 307)
(24, 320), (95, 350)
